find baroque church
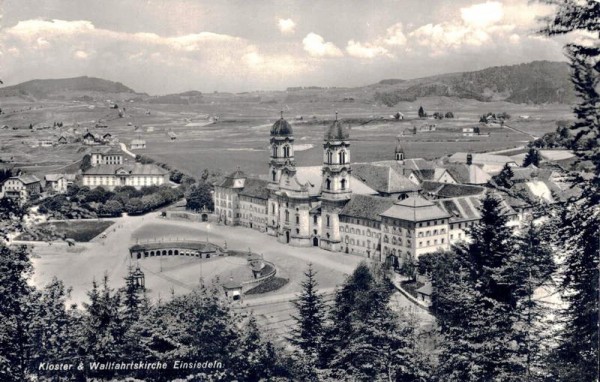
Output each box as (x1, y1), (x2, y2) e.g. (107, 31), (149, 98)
(213, 114), (521, 265)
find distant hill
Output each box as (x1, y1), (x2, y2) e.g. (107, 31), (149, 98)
(148, 90), (204, 104)
(0, 61), (574, 105)
(0, 76), (138, 101)
(371, 61), (574, 105)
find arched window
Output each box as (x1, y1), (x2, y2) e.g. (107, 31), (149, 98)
(326, 215), (330, 227)
(285, 210), (290, 223)
(327, 150), (333, 164)
(339, 150), (346, 164)
(341, 178), (346, 190)
(272, 145), (277, 157)
(313, 215), (318, 224)
(325, 178), (331, 190)
(283, 145), (290, 158)
(272, 171), (276, 182)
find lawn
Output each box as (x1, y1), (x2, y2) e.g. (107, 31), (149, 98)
(17, 220), (114, 242)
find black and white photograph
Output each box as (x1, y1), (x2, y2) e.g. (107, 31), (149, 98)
(0, 1), (598, 381)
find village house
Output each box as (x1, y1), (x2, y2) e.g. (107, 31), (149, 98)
(83, 131), (101, 145)
(44, 174), (68, 193)
(130, 139), (146, 150)
(1, 174), (42, 201)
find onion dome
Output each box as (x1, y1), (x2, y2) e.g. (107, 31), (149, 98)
(324, 113), (349, 141)
(270, 114), (293, 137)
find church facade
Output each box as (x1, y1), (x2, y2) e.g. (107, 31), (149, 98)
(212, 115), (511, 265)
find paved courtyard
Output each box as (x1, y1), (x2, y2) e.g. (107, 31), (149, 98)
(28, 212), (431, 339)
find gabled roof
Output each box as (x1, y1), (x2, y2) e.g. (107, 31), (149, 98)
(44, 174), (65, 182)
(421, 181), (485, 198)
(352, 164), (420, 194)
(339, 194), (396, 222)
(14, 174), (41, 184)
(381, 196), (450, 222)
(83, 164), (168, 176)
(445, 164), (491, 185)
(434, 197), (483, 222)
(216, 169), (247, 188)
(448, 152), (517, 166)
(511, 165), (553, 182)
(239, 178), (270, 200)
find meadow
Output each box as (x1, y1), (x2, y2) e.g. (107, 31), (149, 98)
(0, 96), (573, 179)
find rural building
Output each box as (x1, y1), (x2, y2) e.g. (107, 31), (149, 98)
(82, 163), (168, 190)
(44, 174), (68, 193)
(130, 139), (146, 150)
(168, 131), (177, 140)
(58, 136), (68, 144)
(418, 124), (436, 132)
(90, 146), (124, 167)
(37, 139), (54, 147)
(1, 174), (42, 201)
(462, 127), (478, 136)
(83, 132), (101, 145)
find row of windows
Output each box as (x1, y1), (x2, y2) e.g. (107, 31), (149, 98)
(340, 225), (381, 239)
(417, 238), (445, 248)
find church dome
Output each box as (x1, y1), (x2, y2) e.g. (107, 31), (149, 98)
(270, 117), (293, 137)
(324, 119), (349, 141)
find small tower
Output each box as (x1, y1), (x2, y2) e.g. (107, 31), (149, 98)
(395, 136), (405, 162)
(268, 111), (295, 184)
(320, 112), (351, 252)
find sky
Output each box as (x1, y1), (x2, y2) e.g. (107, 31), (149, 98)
(0, 0), (580, 94)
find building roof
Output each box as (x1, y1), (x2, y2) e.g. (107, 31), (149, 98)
(44, 174), (65, 182)
(270, 117), (293, 137)
(294, 166), (377, 196)
(131, 139), (146, 145)
(339, 194), (396, 222)
(381, 196), (450, 222)
(511, 165), (553, 182)
(421, 181), (485, 198)
(445, 164), (491, 185)
(13, 174), (41, 184)
(83, 163), (168, 176)
(352, 164), (420, 194)
(216, 169), (247, 188)
(434, 197), (482, 222)
(324, 119), (349, 141)
(448, 152), (517, 166)
(91, 146), (123, 156)
(239, 178), (270, 200)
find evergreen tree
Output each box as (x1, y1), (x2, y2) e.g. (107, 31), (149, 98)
(232, 315), (278, 381)
(31, 278), (78, 381)
(492, 163), (515, 189)
(418, 106), (426, 118)
(434, 193), (527, 381)
(539, 2), (600, 380)
(289, 263), (326, 360)
(522, 148), (541, 167)
(0, 244), (36, 382)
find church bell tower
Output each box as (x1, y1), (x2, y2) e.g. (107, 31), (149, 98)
(320, 112), (351, 252)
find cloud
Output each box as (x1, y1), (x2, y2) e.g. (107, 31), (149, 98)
(460, 1), (503, 27)
(346, 40), (390, 58)
(278, 18), (296, 35)
(0, 18), (311, 92)
(383, 23), (407, 46)
(302, 33), (343, 58)
(407, 1), (519, 56)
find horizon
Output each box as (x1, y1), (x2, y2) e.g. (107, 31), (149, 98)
(0, 59), (568, 96)
(0, 0), (583, 94)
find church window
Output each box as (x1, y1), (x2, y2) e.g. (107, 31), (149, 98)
(272, 146), (277, 157)
(339, 150), (346, 164)
(341, 178), (346, 190)
(295, 215), (300, 224)
(326, 215), (330, 227)
(325, 178), (331, 190)
(283, 145), (290, 158)
(272, 171), (276, 181)
(285, 210), (290, 223)
(313, 215), (318, 224)
(327, 150), (333, 164)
